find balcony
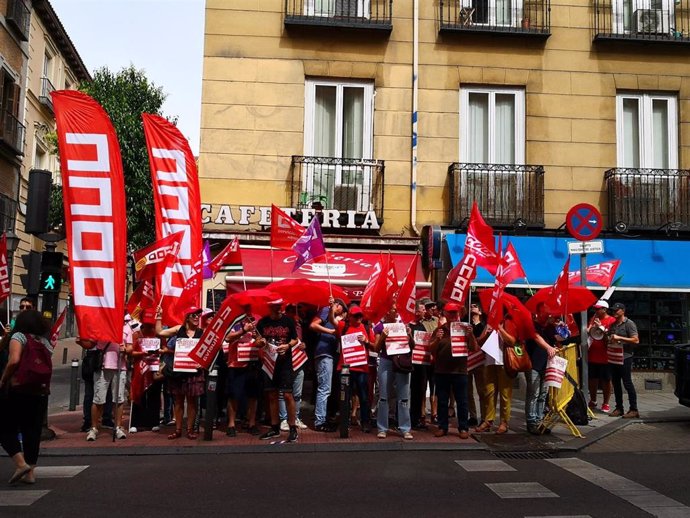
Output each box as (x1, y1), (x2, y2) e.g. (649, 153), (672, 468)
(605, 168), (690, 233)
(290, 155), (385, 227)
(0, 112), (25, 156)
(284, 0), (392, 32)
(439, 0), (550, 37)
(6, 0), (30, 41)
(593, 0), (690, 44)
(448, 163), (545, 228)
(39, 77), (55, 113)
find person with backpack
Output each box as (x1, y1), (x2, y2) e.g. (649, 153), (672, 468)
(0, 310), (53, 485)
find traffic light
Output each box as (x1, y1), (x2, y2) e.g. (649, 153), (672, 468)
(39, 251), (63, 294)
(19, 251), (42, 295)
(25, 169), (53, 235)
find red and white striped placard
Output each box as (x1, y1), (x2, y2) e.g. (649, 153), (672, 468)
(173, 338), (201, 373)
(412, 330), (432, 366)
(544, 355), (568, 389)
(261, 344), (279, 379)
(292, 343), (308, 371)
(341, 332), (368, 367)
(607, 343), (624, 365)
(384, 322), (410, 356)
(450, 322), (469, 357)
(467, 350), (486, 371)
(237, 334), (260, 362)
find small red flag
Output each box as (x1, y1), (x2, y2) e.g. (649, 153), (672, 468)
(132, 231), (184, 281)
(547, 257), (571, 313)
(209, 237), (242, 274)
(397, 254), (419, 325)
(270, 205), (304, 250)
(126, 280), (155, 321)
(568, 259), (620, 287)
(361, 253), (398, 324)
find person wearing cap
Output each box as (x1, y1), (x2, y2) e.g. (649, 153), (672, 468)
(420, 299), (439, 425)
(255, 298), (300, 442)
(310, 297), (346, 432)
(429, 302), (478, 439)
(156, 306), (206, 440)
(334, 304), (375, 433)
(587, 300), (615, 413)
(608, 302), (640, 418)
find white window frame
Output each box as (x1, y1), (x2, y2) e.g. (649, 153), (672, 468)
(616, 92), (677, 169)
(305, 0), (370, 18)
(462, 0), (523, 27)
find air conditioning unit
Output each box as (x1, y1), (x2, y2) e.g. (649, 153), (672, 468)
(634, 9), (666, 34)
(333, 184), (362, 212)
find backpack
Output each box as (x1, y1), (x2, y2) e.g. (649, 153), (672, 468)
(14, 334), (53, 393)
(564, 372), (590, 426)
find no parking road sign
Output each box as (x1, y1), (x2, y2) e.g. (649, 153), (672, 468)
(566, 203), (602, 241)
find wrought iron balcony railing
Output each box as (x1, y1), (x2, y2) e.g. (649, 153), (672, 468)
(290, 155), (385, 225)
(440, 0), (550, 36)
(39, 77), (55, 112)
(448, 163), (545, 228)
(6, 0), (30, 41)
(285, 0), (392, 31)
(0, 112), (25, 155)
(593, 0), (690, 44)
(605, 168), (690, 232)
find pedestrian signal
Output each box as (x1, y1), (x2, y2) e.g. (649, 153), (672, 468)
(39, 271), (61, 293)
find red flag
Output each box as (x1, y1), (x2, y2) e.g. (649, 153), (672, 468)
(209, 237), (242, 274)
(501, 242), (526, 285)
(52, 90), (126, 343)
(397, 254), (418, 325)
(142, 114), (202, 326)
(361, 253), (398, 324)
(132, 231), (184, 281)
(441, 253), (477, 305)
(175, 252), (203, 314)
(270, 204), (303, 250)
(189, 295), (244, 369)
(465, 201), (499, 275)
(49, 306), (68, 347)
(547, 257), (571, 314)
(0, 234), (10, 304)
(568, 259), (621, 287)
(126, 280), (155, 321)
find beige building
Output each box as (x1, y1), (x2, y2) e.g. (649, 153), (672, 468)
(201, 0), (690, 377)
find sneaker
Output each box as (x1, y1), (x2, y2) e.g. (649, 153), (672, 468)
(588, 400), (597, 409)
(377, 431), (387, 439)
(80, 423), (91, 433)
(152, 426), (160, 432)
(129, 427), (138, 434)
(226, 427), (237, 437)
(164, 419), (176, 426)
(86, 428), (98, 441)
(115, 427), (127, 440)
(403, 431), (413, 440)
(287, 426), (298, 443)
(601, 404), (611, 413)
(259, 428), (281, 440)
(315, 423), (337, 433)
(296, 418), (308, 430)
(609, 408), (624, 417)
(280, 420), (289, 432)
(622, 409), (640, 419)
(248, 426), (260, 436)
(361, 423), (371, 434)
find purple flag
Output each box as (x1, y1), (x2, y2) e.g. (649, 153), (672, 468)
(202, 240), (213, 279)
(292, 217), (326, 272)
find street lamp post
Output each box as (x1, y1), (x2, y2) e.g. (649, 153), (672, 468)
(5, 229), (20, 325)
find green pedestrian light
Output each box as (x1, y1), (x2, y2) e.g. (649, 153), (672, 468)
(39, 271), (62, 293)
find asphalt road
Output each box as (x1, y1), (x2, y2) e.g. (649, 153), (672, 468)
(2, 450), (689, 517)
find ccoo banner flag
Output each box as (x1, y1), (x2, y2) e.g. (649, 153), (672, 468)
(51, 90), (127, 343)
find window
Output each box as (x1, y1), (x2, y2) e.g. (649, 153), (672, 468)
(43, 50), (54, 81)
(304, 79), (374, 212)
(613, 0), (674, 35)
(0, 69), (22, 150)
(465, 0), (523, 26)
(305, 0), (370, 17)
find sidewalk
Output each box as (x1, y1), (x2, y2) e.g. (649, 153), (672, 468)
(42, 379), (690, 457)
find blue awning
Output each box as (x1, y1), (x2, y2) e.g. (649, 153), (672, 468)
(446, 234), (690, 291)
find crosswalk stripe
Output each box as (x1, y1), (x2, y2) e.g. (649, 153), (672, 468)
(547, 458), (690, 517)
(486, 482), (559, 499)
(456, 460), (516, 472)
(0, 490), (51, 506)
(34, 466), (89, 478)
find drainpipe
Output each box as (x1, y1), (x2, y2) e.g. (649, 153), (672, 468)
(410, 0), (420, 236)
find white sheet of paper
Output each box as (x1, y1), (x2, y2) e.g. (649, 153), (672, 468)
(481, 331), (503, 366)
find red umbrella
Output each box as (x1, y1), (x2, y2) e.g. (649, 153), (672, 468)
(230, 289), (281, 316)
(265, 279), (350, 308)
(478, 290), (536, 340)
(525, 285), (597, 316)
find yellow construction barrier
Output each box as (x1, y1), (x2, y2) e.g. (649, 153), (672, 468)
(539, 343), (594, 438)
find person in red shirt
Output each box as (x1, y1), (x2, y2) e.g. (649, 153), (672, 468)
(587, 300), (616, 412)
(333, 305), (375, 433)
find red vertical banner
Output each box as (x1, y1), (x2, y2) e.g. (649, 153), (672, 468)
(142, 114), (202, 326)
(51, 90), (127, 343)
(0, 233), (10, 304)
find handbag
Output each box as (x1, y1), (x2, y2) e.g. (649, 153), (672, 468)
(503, 342), (532, 378)
(392, 352), (413, 373)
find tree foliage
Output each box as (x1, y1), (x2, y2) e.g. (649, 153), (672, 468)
(49, 65), (176, 250)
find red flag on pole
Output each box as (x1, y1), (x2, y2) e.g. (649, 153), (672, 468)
(209, 237), (242, 274)
(175, 252), (203, 315)
(501, 242), (526, 285)
(270, 204), (303, 250)
(0, 234), (10, 304)
(189, 294), (244, 369)
(51, 90), (127, 343)
(132, 231), (184, 282)
(126, 280), (155, 321)
(547, 257), (571, 313)
(49, 306), (68, 347)
(465, 201), (500, 275)
(142, 114), (202, 326)
(361, 253), (398, 324)
(397, 254), (419, 325)
(568, 259), (621, 287)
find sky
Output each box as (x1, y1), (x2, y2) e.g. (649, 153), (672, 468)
(50, 0), (205, 155)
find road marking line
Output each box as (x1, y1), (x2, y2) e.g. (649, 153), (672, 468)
(547, 458), (690, 517)
(456, 460), (516, 472)
(34, 466), (89, 478)
(486, 482), (558, 499)
(0, 490), (51, 506)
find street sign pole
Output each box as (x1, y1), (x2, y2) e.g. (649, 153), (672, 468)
(580, 252), (589, 404)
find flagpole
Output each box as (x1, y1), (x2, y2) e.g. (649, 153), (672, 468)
(270, 248), (274, 284)
(324, 252), (333, 298)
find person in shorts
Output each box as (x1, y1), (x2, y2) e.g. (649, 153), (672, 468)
(255, 298), (299, 442)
